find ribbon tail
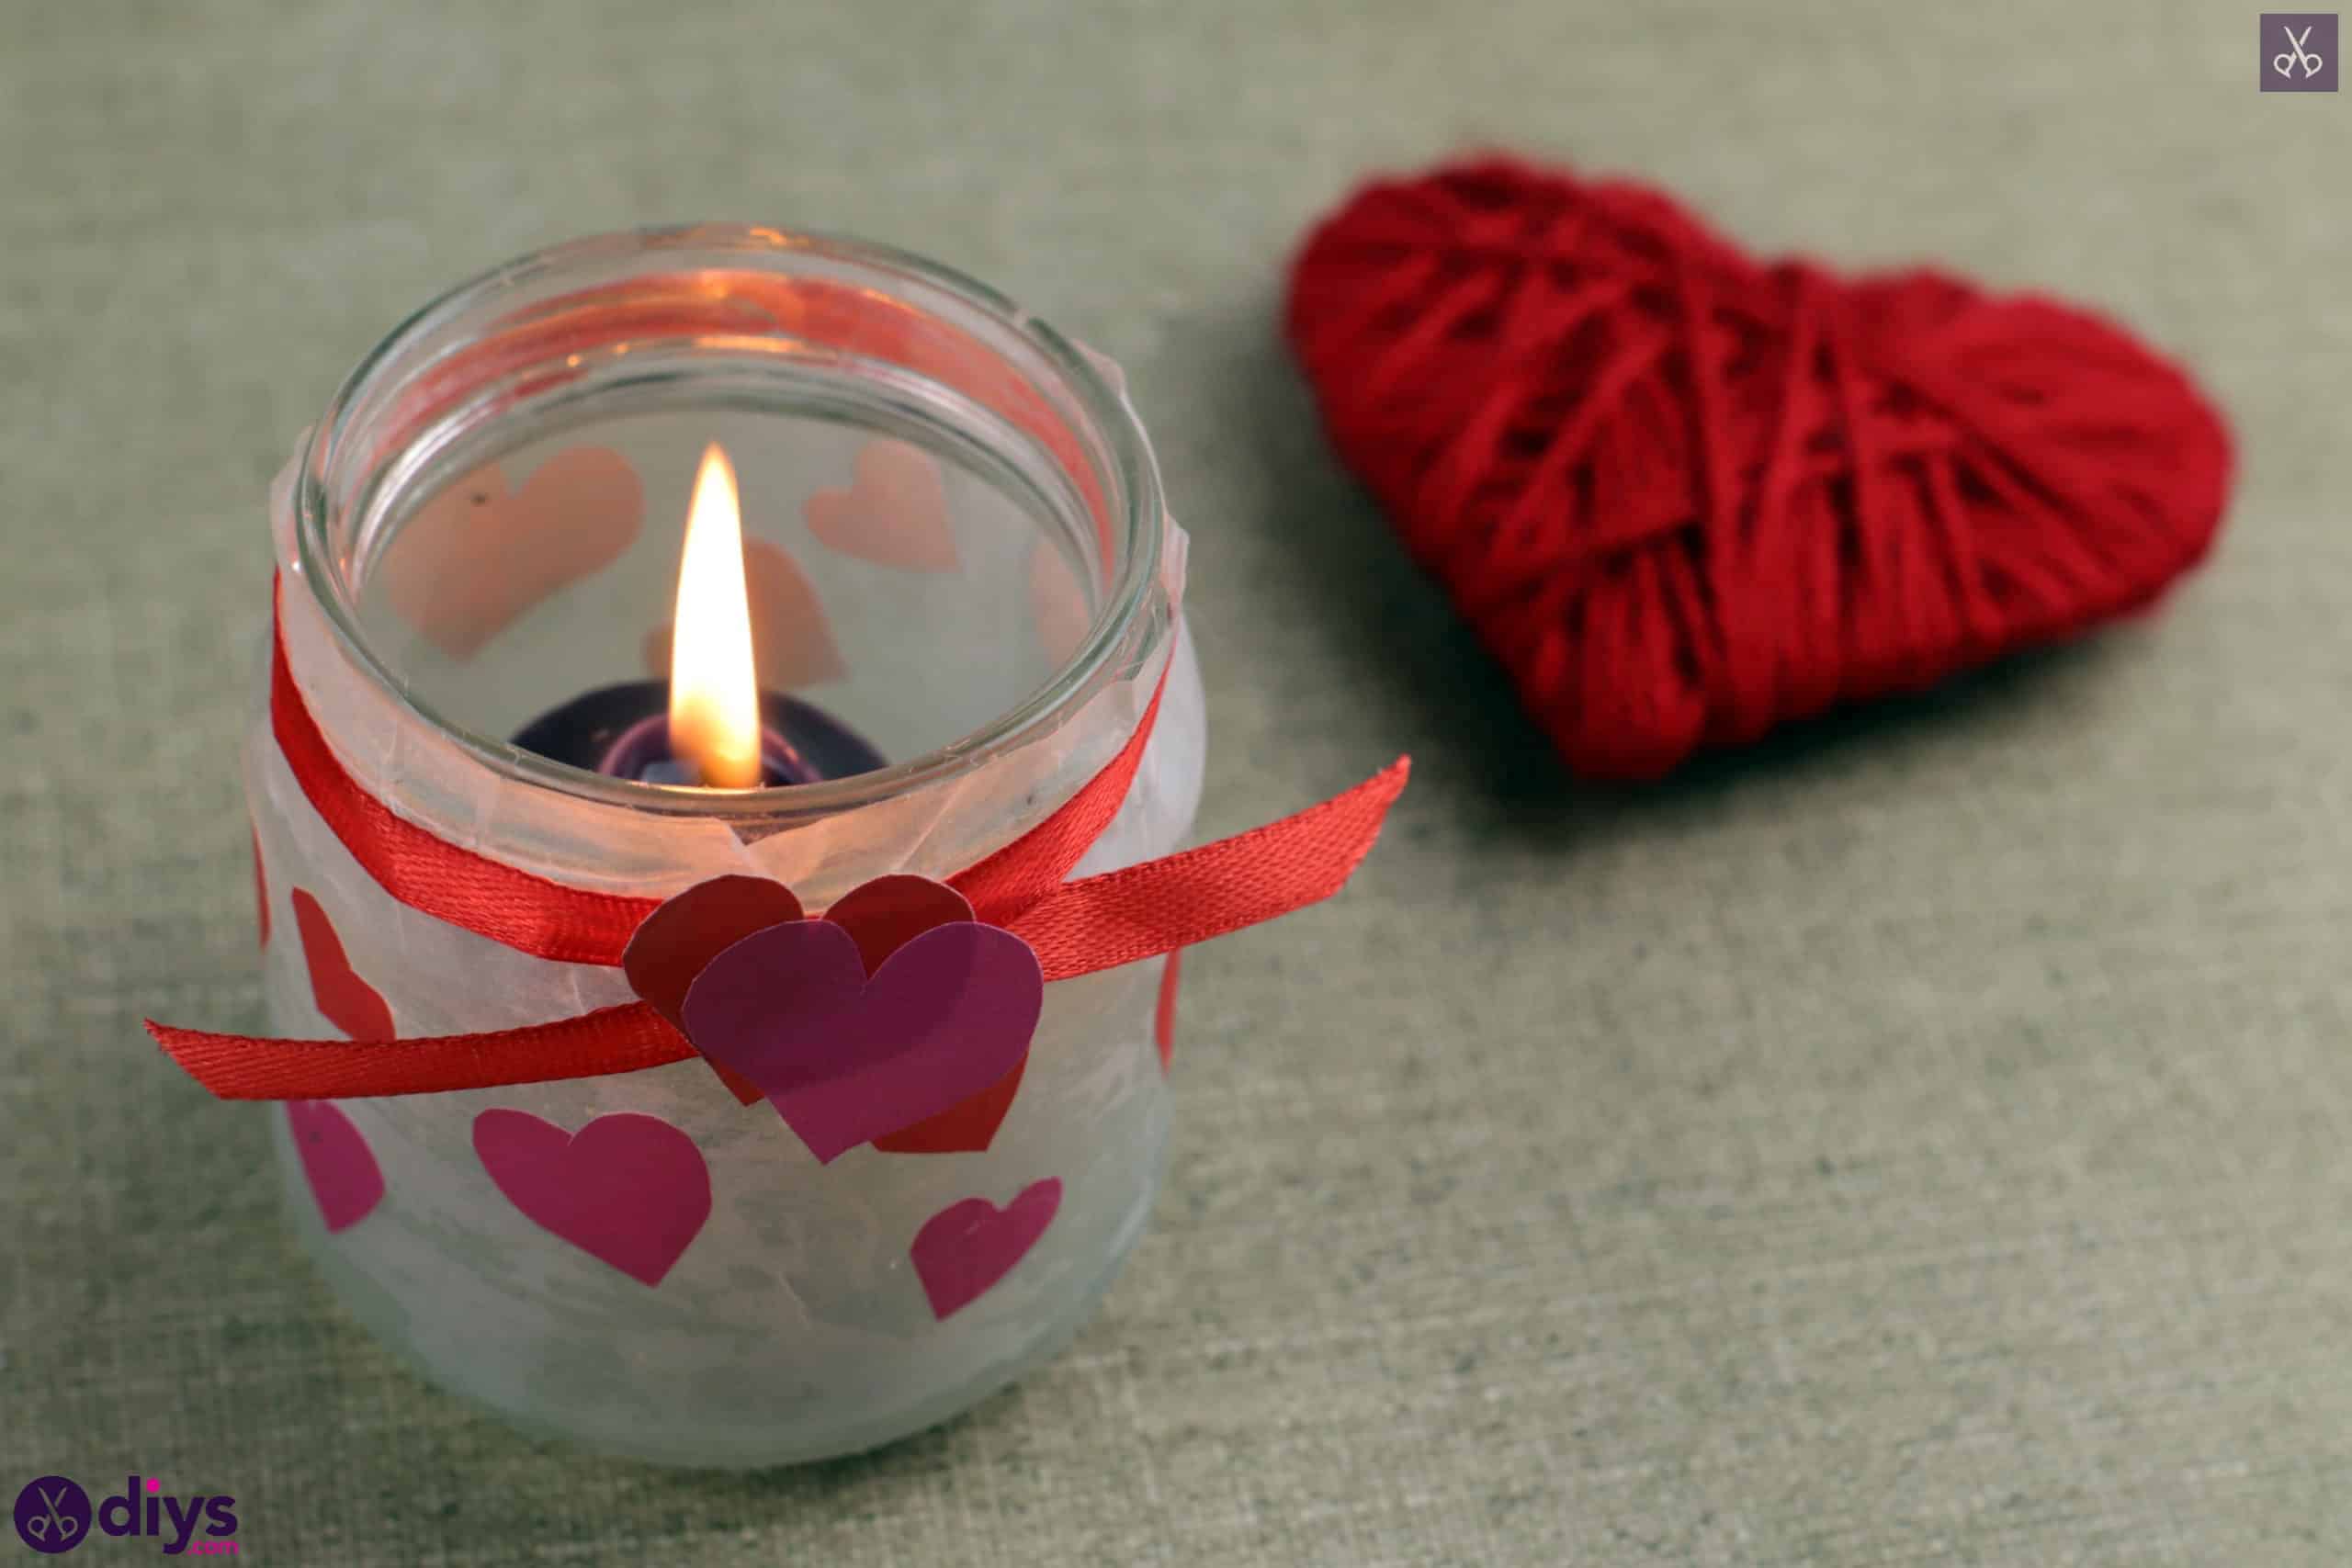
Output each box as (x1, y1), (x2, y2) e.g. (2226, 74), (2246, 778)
(146, 1001), (695, 1101)
(1011, 756), (1410, 983)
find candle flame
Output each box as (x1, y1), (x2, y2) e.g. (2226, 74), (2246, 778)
(666, 444), (764, 789)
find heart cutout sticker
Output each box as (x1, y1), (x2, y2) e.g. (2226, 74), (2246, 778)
(806, 439), (958, 572)
(643, 536), (844, 692)
(472, 1110), (710, 1287)
(822, 874), (973, 974)
(624, 875), (807, 1024)
(910, 1178), (1062, 1320)
(377, 447), (643, 661)
(290, 889), (394, 1042)
(288, 1100), (384, 1234)
(831, 875), (1030, 1154)
(622, 874), (805, 1106)
(630, 874), (1034, 1145)
(682, 918), (1043, 1164)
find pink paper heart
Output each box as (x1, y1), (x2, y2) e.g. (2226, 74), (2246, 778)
(681, 919), (1043, 1165)
(910, 1178), (1062, 1320)
(823, 875), (1028, 1156)
(288, 1100), (384, 1235)
(378, 446), (643, 660)
(471, 1110), (711, 1287)
(806, 439), (958, 572)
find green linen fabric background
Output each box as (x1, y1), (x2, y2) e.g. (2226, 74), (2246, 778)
(4, 1), (2346, 1562)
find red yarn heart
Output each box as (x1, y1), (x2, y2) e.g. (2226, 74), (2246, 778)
(1287, 159), (2233, 779)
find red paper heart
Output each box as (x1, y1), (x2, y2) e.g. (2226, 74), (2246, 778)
(871, 1056), (1027, 1155)
(377, 446), (643, 661)
(621, 875), (805, 1106)
(824, 874), (974, 976)
(1287, 159), (2234, 779)
(289, 888), (394, 1042)
(807, 439), (959, 572)
(643, 536), (844, 691)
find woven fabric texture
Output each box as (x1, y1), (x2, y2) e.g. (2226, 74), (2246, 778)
(3, 2), (2346, 1562)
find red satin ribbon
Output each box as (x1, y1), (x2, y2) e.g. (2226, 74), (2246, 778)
(265, 579), (1163, 964)
(148, 584), (1408, 1100)
(267, 585), (659, 964)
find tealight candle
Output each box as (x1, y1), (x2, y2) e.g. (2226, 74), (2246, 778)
(507, 445), (887, 786)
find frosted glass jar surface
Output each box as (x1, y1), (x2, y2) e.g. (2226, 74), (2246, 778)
(244, 227), (1203, 1467)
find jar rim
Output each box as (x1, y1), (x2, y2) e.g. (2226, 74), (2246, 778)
(291, 223), (1168, 823)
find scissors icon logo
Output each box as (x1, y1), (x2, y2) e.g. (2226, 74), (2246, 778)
(2262, 13), (2338, 88)
(27, 1488), (79, 1541)
(2276, 20), (2325, 77)
(11, 1475), (92, 1554)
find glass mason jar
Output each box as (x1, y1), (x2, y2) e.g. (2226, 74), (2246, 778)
(245, 226), (1205, 1468)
